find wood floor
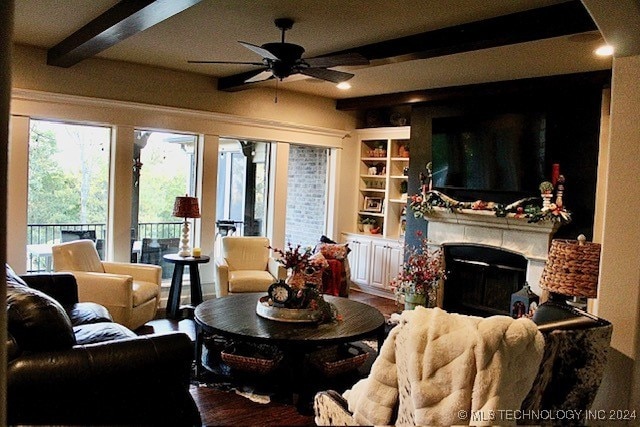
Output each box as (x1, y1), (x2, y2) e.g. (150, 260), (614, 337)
(187, 290), (400, 426)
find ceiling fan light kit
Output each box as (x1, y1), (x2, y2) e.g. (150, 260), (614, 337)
(189, 18), (369, 85)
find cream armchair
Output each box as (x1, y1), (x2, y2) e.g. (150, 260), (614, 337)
(215, 236), (286, 297)
(52, 240), (161, 330)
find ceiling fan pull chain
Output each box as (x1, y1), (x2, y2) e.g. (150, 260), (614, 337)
(275, 79), (279, 104)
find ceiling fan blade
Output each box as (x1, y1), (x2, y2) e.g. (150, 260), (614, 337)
(244, 70), (274, 83)
(188, 60), (264, 65)
(239, 41), (279, 60)
(299, 67), (354, 83)
(304, 52), (370, 68)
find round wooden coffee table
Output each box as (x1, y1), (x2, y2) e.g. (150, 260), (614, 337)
(194, 293), (386, 378)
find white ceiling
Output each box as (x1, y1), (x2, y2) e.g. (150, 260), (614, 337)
(12, 0), (612, 100)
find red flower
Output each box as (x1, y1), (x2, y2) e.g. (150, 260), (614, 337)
(390, 234), (445, 297)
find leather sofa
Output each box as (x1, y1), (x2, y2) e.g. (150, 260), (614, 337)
(6, 265), (201, 425)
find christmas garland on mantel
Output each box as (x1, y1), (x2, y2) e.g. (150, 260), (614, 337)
(410, 190), (572, 224)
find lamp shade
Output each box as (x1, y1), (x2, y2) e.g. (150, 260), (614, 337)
(172, 195), (201, 219)
(539, 235), (600, 298)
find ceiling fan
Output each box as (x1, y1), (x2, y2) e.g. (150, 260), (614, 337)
(188, 18), (369, 84)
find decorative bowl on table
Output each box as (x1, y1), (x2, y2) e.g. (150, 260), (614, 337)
(256, 296), (323, 323)
(255, 279), (339, 323)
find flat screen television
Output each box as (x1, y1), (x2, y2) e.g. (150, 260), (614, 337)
(432, 112), (546, 196)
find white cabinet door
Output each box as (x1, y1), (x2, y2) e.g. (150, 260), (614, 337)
(370, 240), (404, 290)
(345, 236), (371, 286)
(387, 243), (404, 286)
(370, 241), (388, 288)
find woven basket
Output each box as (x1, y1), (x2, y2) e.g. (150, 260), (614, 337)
(539, 238), (601, 298)
(309, 344), (368, 377)
(221, 342), (283, 375)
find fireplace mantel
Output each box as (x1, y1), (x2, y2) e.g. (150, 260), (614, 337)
(425, 207), (560, 294)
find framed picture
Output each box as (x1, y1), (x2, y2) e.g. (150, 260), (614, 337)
(363, 197), (383, 213)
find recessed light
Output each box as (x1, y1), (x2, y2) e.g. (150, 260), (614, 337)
(594, 44), (614, 57)
(336, 82), (351, 90)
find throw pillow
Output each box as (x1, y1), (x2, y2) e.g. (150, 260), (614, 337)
(7, 283), (76, 352)
(316, 242), (350, 260)
(309, 251), (330, 270)
(320, 235), (337, 244)
(6, 263), (29, 287)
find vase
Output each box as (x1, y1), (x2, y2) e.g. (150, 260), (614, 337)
(404, 292), (427, 310)
(404, 288), (436, 310)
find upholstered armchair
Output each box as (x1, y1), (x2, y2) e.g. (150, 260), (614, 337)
(52, 239), (161, 330)
(314, 306), (612, 426)
(215, 236), (286, 297)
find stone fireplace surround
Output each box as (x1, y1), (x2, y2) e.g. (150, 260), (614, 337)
(425, 208), (560, 297)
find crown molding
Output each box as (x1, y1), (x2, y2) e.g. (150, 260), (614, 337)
(11, 88), (350, 139)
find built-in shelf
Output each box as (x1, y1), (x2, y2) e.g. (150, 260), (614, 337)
(358, 211), (384, 218)
(356, 126), (410, 239)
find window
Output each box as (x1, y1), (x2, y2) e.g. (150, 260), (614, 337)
(216, 139), (271, 239)
(285, 145), (329, 247)
(132, 130), (198, 278)
(26, 120), (111, 272)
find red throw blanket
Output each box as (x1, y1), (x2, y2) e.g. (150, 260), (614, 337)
(323, 259), (345, 296)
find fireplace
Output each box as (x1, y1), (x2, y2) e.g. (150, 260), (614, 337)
(425, 209), (559, 316)
(443, 244), (527, 317)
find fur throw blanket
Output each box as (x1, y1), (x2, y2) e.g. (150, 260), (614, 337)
(344, 307), (544, 426)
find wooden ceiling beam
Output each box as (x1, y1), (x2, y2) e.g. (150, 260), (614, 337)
(335, 70), (611, 111)
(47, 0), (202, 68)
(219, 0), (596, 92)
(337, 0), (595, 65)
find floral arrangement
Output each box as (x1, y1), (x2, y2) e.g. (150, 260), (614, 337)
(269, 242), (322, 274)
(267, 242), (340, 322)
(390, 233), (446, 302)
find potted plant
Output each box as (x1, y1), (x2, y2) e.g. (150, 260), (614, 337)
(390, 233), (446, 310)
(359, 217), (376, 233)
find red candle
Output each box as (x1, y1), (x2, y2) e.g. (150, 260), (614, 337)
(551, 163), (560, 186)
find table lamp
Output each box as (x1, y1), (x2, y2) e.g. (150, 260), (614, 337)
(172, 195), (201, 257)
(533, 234), (600, 324)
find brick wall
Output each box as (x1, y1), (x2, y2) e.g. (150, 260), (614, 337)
(285, 145), (327, 248)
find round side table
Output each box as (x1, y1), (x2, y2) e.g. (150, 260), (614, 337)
(162, 254), (210, 319)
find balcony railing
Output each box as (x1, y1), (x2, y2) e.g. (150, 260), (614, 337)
(26, 222), (182, 273)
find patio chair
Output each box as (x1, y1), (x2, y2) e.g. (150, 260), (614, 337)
(140, 237), (180, 279)
(51, 239), (161, 330)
